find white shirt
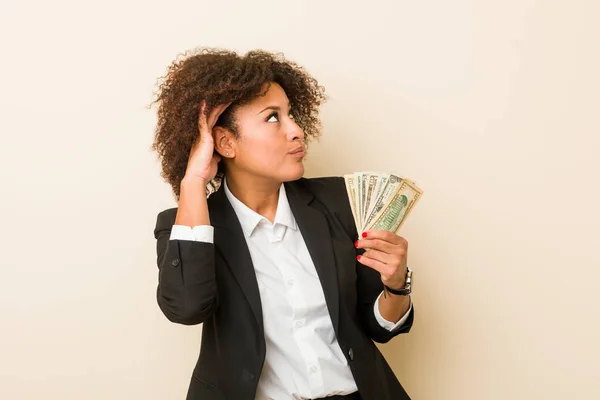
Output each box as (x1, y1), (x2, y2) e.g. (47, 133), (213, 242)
(170, 179), (412, 399)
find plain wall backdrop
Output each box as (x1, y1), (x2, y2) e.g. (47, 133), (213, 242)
(1, 0), (599, 399)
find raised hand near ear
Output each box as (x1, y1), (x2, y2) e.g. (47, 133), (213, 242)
(184, 100), (232, 184)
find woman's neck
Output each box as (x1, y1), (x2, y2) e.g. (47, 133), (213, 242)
(225, 172), (281, 223)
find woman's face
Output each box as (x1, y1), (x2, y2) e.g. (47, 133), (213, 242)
(223, 82), (306, 183)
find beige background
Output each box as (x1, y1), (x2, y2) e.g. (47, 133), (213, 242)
(1, 0), (599, 399)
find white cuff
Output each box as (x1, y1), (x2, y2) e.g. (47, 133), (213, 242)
(169, 225), (214, 243)
(374, 291), (412, 331)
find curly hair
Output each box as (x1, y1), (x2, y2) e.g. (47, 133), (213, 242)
(149, 47), (328, 200)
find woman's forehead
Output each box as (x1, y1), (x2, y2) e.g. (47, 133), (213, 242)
(247, 82), (289, 110)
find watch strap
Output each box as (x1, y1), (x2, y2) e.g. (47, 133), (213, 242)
(384, 284), (411, 296)
(384, 267), (412, 296)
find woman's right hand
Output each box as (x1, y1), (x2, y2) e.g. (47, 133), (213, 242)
(183, 100), (232, 184)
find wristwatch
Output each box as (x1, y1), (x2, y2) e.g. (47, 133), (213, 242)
(384, 267), (412, 296)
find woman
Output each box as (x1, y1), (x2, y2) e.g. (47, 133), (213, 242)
(151, 47), (414, 400)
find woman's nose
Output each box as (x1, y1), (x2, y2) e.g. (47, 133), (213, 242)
(286, 120), (304, 141)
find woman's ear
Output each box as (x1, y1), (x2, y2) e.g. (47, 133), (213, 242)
(213, 126), (235, 158)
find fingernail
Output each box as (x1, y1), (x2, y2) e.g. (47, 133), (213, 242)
(354, 241), (358, 247)
(362, 232), (368, 238)
(356, 255), (361, 261)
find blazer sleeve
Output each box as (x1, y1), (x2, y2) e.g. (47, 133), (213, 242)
(327, 177), (415, 343)
(355, 254), (415, 343)
(153, 208), (217, 325)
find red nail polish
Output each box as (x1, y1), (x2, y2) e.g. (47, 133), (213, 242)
(356, 255), (361, 261)
(354, 241), (358, 247)
(362, 232), (368, 238)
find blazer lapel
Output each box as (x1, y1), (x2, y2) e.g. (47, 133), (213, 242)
(208, 185), (264, 334)
(207, 179), (341, 337)
(285, 181), (341, 335)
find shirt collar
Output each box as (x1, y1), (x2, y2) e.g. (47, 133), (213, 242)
(223, 177), (298, 238)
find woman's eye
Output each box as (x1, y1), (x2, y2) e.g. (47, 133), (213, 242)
(266, 110), (294, 122)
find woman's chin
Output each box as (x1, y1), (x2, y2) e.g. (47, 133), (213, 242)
(282, 163), (305, 181)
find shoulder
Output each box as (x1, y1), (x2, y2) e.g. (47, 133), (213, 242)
(153, 176), (354, 236)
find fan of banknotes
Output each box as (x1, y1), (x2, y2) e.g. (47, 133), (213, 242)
(343, 172), (423, 234)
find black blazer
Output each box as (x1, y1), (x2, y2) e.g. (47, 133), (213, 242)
(153, 176), (414, 400)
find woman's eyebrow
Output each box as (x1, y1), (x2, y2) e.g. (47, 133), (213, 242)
(257, 102), (291, 115)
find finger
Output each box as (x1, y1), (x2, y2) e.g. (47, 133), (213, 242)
(356, 254), (393, 277)
(207, 102), (232, 129)
(356, 237), (397, 254)
(361, 229), (407, 246)
(198, 100), (209, 131)
(198, 105), (220, 144)
(361, 248), (397, 266)
(206, 105), (221, 129)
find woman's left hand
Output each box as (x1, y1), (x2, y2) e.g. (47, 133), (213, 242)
(355, 230), (408, 289)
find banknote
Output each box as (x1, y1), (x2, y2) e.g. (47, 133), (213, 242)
(354, 172), (363, 229)
(366, 173), (388, 218)
(343, 174), (360, 231)
(363, 173), (378, 221)
(362, 174), (403, 229)
(365, 179), (422, 233)
(343, 172), (423, 234)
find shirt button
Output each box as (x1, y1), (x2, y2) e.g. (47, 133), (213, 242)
(295, 320), (305, 328)
(287, 279), (294, 287)
(310, 365), (318, 373)
(171, 258), (180, 267)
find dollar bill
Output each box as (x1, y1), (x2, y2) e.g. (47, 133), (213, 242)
(365, 179), (422, 232)
(363, 173), (378, 221)
(366, 173), (389, 218)
(343, 174), (360, 231)
(343, 171), (423, 234)
(355, 172), (363, 229)
(362, 174), (403, 229)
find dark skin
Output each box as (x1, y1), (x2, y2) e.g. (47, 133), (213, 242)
(356, 229), (411, 323)
(212, 82), (306, 223)
(150, 48), (327, 202)
(181, 84), (410, 324)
